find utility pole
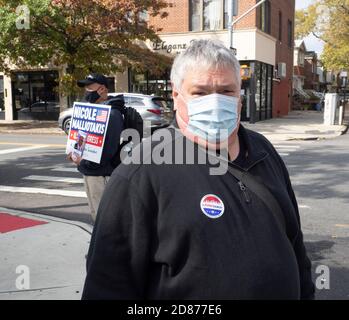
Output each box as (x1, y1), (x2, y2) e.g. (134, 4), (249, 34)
(228, 0), (267, 54)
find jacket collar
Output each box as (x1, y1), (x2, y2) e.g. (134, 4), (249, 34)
(237, 124), (269, 170)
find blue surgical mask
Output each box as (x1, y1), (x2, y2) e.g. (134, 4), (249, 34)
(181, 93), (239, 142)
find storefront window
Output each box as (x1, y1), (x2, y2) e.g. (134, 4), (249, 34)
(128, 69), (172, 101)
(250, 61), (273, 122)
(261, 63), (267, 120)
(255, 62), (261, 114)
(0, 76), (4, 112)
(12, 71), (59, 120)
(267, 65), (273, 118)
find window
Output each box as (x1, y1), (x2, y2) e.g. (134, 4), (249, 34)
(127, 97), (145, 107)
(190, 0), (201, 31)
(0, 76), (4, 112)
(259, 0), (271, 34)
(224, 0), (229, 29)
(189, 0), (226, 31)
(278, 11), (282, 41)
(299, 51), (304, 67)
(203, 0), (222, 30)
(288, 19), (293, 47)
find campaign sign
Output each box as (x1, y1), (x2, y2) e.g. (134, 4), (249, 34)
(66, 102), (111, 164)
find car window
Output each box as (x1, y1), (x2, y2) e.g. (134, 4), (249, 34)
(127, 97), (145, 107)
(152, 98), (169, 110)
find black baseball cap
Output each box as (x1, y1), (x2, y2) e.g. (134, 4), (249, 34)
(77, 73), (108, 88)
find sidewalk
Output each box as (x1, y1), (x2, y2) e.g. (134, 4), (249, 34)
(0, 207), (92, 300)
(0, 120), (65, 135)
(242, 110), (348, 143)
(1, 111), (347, 141)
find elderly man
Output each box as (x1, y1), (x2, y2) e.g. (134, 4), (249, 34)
(82, 40), (315, 300)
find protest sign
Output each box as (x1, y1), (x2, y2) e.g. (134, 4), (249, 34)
(66, 102), (111, 164)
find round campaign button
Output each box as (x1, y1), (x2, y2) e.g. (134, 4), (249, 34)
(200, 194), (225, 219)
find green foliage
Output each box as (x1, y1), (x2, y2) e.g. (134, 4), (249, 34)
(295, 0), (349, 71)
(0, 0), (172, 97)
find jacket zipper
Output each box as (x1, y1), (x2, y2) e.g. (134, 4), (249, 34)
(238, 181), (251, 204)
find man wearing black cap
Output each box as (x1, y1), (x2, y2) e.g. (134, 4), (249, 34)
(77, 73), (110, 104)
(68, 73), (124, 222)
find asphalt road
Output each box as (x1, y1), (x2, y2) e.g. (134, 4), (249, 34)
(0, 131), (348, 299)
(0, 134), (92, 224)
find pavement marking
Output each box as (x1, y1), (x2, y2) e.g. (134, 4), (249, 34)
(276, 148), (299, 152)
(51, 167), (78, 173)
(0, 185), (86, 198)
(278, 152), (290, 156)
(335, 224), (349, 228)
(0, 142), (66, 147)
(299, 205), (310, 209)
(274, 145), (301, 149)
(23, 175), (84, 184)
(0, 145), (49, 155)
(0, 212), (48, 233)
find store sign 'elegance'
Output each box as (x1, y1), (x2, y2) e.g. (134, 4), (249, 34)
(152, 40), (193, 54)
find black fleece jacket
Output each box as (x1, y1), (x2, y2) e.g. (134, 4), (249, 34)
(82, 125), (315, 300)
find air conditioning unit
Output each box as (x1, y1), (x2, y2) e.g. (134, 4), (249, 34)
(277, 62), (287, 79)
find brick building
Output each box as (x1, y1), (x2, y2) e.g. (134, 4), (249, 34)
(136, 0), (296, 122)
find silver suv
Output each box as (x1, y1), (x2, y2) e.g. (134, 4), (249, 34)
(58, 93), (173, 134)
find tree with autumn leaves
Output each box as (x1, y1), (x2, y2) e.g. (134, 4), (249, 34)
(295, 0), (349, 72)
(0, 0), (172, 104)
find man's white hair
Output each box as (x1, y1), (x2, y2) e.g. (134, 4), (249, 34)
(170, 39), (241, 90)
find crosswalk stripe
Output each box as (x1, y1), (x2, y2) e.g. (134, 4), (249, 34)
(0, 145), (48, 155)
(23, 175), (84, 184)
(274, 145), (300, 149)
(0, 186), (86, 198)
(276, 149), (297, 152)
(278, 153), (290, 156)
(51, 167), (78, 173)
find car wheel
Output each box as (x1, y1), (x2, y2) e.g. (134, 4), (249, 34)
(63, 118), (71, 135)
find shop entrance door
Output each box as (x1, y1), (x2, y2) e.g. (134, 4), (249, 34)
(240, 81), (251, 122)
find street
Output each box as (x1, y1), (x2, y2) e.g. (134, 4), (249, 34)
(0, 130), (348, 299)
(0, 134), (91, 224)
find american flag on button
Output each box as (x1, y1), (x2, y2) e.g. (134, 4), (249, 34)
(96, 110), (108, 122)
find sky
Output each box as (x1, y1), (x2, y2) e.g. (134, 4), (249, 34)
(295, 0), (324, 55)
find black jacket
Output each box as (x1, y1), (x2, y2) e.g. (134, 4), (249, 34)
(82, 125), (315, 300)
(78, 101), (124, 177)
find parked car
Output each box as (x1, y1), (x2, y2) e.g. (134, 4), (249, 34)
(58, 93), (174, 134)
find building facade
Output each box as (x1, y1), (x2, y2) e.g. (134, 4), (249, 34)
(304, 51), (319, 91)
(141, 0), (296, 122)
(1, 0), (295, 123)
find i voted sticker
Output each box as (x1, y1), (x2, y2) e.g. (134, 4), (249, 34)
(200, 194), (225, 219)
